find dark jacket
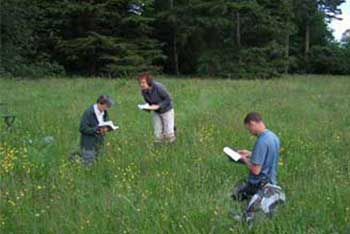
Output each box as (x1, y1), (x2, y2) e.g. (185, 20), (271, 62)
(141, 81), (173, 114)
(79, 105), (109, 151)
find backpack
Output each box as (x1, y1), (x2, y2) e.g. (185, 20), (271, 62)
(245, 183), (286, 225)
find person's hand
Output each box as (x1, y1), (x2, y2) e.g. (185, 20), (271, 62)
(97, 127), (108, 135)
(238, 149), (251, 158)
(149, 104), (160, 110)
(238, 150), (251, 165)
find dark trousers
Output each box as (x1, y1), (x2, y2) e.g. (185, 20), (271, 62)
(81, 144), (104, 166)
(232, 182), (261, 201)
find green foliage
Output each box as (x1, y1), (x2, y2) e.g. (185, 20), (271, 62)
(0, 0), (65, 78)
(341, 29), (350, 47)
(307, 45), (350, 74)
(1, 0), (349, 78)
(238, 45), (285, 79)
(44, 0), (165, 77)
(196, 43), (285, 79)
(191, 0), (291, 78)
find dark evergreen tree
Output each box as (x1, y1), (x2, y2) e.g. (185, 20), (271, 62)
(0, 0), (349, 77)
(0, 0), (64, 77)
(40, 0), (165, 77)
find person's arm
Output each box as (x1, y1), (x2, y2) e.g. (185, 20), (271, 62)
(239, 141), (267, 175)
(97, 127), (108, 135)
(141, 92), (154, 112)
(240, 156), (262, 175)
(141, 91), (150, 104)
(238, 149), (251, 158)
(100, 111), (111, 133)
(157, 85), (171, 110)
(104, 111), (110, 122)
(79, 110), (98, 135)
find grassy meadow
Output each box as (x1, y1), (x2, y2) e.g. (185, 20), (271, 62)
(0, 75), (350, 234)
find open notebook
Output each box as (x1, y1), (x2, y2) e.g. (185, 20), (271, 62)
(223, 147), (241, 162)
(98, 121), (119, 131)
(137, 103), (152, 110)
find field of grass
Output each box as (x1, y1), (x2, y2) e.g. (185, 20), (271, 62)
(0, 75), (350, 234)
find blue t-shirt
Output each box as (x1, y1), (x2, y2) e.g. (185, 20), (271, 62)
(248, 130), (280, 185)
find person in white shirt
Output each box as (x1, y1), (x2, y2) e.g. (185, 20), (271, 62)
(79, 95), (113, 165)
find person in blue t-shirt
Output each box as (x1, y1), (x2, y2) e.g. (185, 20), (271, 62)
(232, 112), (280, 201)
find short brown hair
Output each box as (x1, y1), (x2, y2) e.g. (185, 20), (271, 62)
(97, 95), (113, 107)
(138, 72), (152, 85)
(244, 112), (263, 124)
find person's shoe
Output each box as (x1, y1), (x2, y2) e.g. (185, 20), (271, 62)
(154, 137), (163, 144)
(163, 134), (176, 143)
(245, 212), (255, 229)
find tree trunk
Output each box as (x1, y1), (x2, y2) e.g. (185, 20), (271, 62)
(170, 0), (179, 75)
(284, 33), (290, 74)
(304, 23), (310, 56)
(236, 11), (241, 48)
(173, 32), (179, 75)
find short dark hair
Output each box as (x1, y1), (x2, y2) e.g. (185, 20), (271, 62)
(244, 112), (263, 124)
(138, 72), (153, 86)
(97, 95), (113, 107)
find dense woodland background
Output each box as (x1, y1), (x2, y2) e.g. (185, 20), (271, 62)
(1, 0), (350, 78)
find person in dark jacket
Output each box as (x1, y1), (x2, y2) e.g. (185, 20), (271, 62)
(79, 95), (113, 165)
(138, 72), (176, 143)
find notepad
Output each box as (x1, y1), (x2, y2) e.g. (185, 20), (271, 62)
(223, 147), (241, 162)
(137, 103), (152, 110)
(98, 121), (119, 131)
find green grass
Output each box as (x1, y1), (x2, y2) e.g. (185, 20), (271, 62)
(0, 75), (350, 234)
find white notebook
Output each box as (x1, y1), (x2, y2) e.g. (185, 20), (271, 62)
(137, 103), (152, 110)
(98, 121), (119, 131)
(223, 147), (241, 162)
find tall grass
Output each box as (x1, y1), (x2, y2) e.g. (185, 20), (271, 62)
(0, 75), (350, 234)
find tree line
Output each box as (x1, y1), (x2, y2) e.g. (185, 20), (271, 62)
(1, 0), (350, 78)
